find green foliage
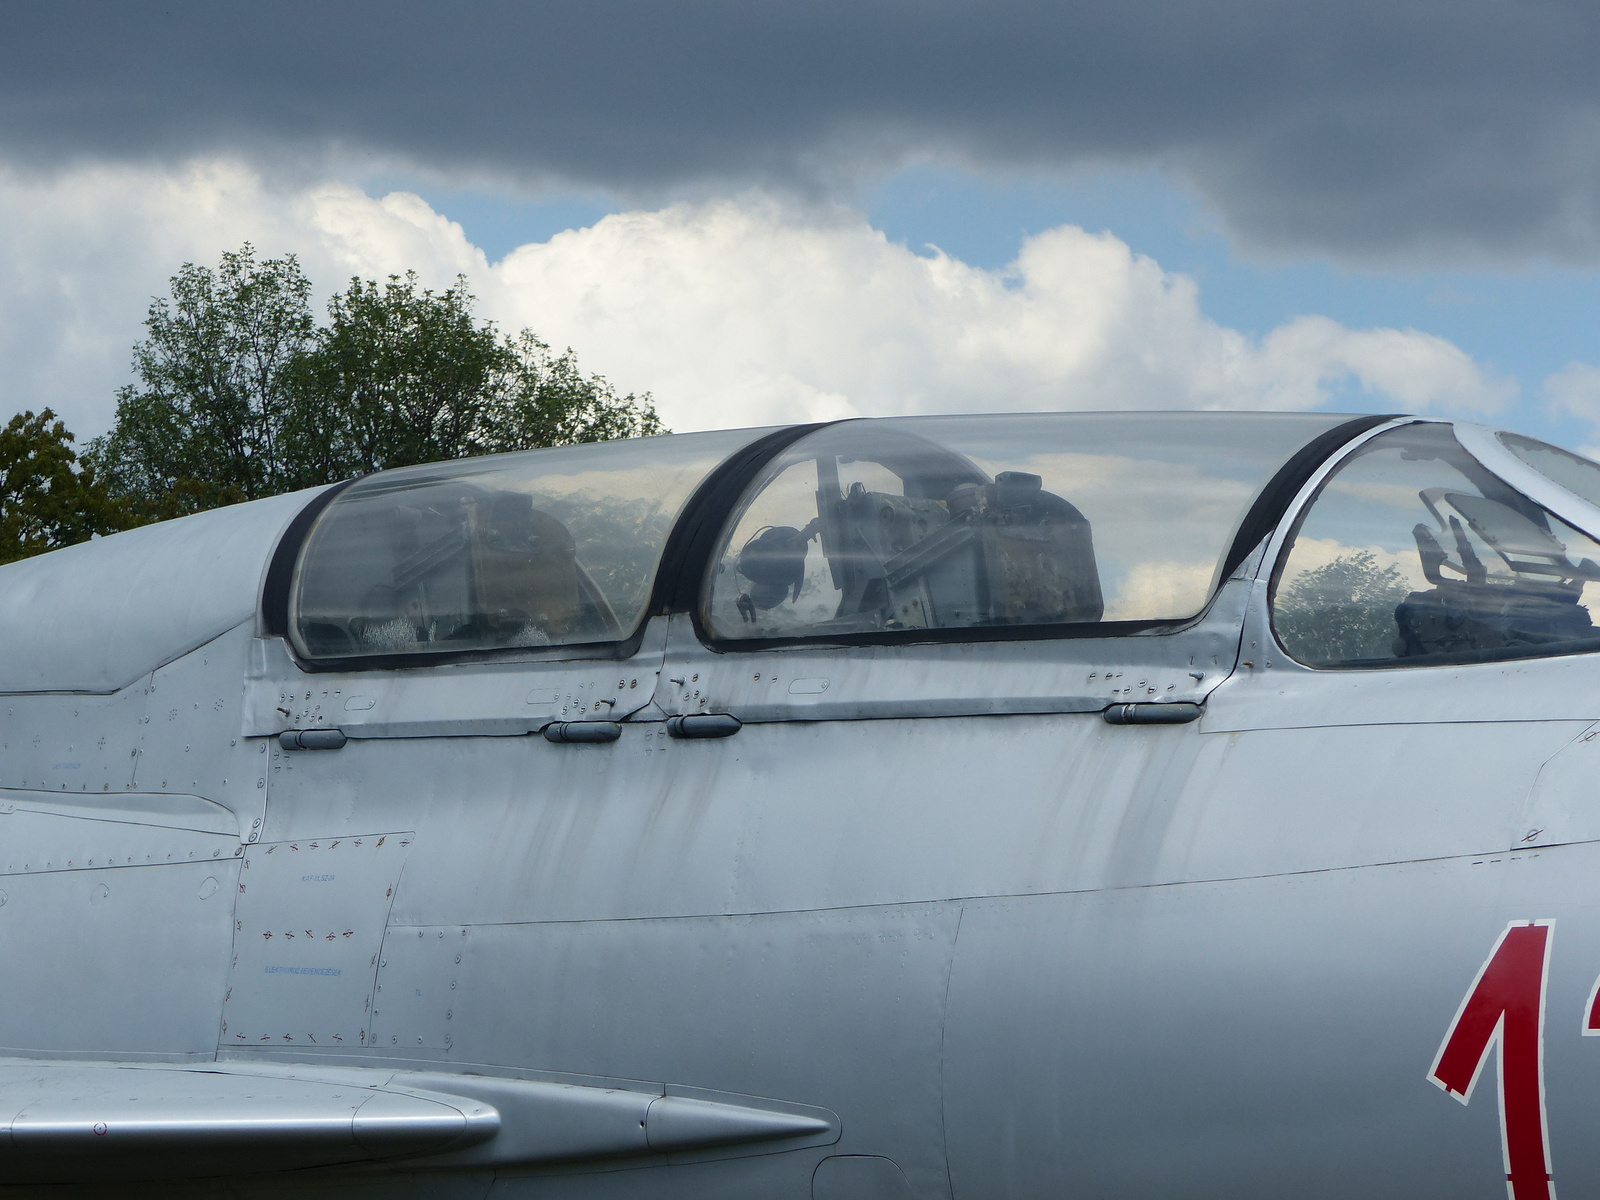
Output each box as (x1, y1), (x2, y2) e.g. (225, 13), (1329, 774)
(1274, 548), (1414, 664)
(89, 244), (314, 516)
(2, 247), (664, 565)
(487, 330), (664, 453)
(88, 245), (664, 520)
(0, 410), (127, 565)
(283, 272), (511, 481)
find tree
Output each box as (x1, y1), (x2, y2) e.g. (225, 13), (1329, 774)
(90, 244), (315, 516)
(1274, 549), (1413, 664)
(89, 248), (664, 517)
(280, 272), (507, 482)
(287, 274), (662, 479)
(486, 330), (665, 453)
(0, 410), (126, 564)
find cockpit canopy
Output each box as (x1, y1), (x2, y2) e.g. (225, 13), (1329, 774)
(287, 411), (1353, 663)
(10, 410), (1600, 694)
(701, 412), (1349, 641)
(1271, 422), (1600, 667)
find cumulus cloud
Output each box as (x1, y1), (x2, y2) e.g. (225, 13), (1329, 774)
(0, 161), (485, 437)
(0, 160), (1514, 442)
(1103, 561), (1217, 622)
(1545, 362), (1600, 459)
(484, 197), (1514, 429)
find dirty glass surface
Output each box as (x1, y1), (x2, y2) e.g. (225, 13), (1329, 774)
(1273, 422), (1600, 667)
(291, 429), (765, 659)
(703, 412), (1350, 641)
(1499, 432), (1600, 510)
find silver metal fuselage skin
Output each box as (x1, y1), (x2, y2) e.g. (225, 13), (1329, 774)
(2, 416), (1599, 1198)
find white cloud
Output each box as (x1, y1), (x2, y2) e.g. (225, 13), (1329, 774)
(488, 199), (1517, 430)
(300, 186), (485, 285)
(1544, 361), (1600, 459)
(0, 161), (485, 440)
(1103, 560), (1217, 621)
(0, 159), (1517, 443)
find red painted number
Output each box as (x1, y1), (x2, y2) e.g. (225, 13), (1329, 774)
(1430, 921), (1555, 1200)
(1582, 966), (1600, 1035)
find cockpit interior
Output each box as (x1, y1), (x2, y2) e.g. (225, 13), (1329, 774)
(721, 425), (1104, 638)
(1273, 421), (1600, 666)
(295, 480), (620, 658)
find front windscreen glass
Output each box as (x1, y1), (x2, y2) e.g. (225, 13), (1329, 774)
(1273, 422), (1600, 667)
(291, 428), (766, 660)
(703, 412), (1352, 641)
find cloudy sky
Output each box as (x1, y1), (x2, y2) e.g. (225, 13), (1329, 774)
(5, 1), (1600, 451)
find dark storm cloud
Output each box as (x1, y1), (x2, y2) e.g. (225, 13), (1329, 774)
(4, 0), (1600, 261)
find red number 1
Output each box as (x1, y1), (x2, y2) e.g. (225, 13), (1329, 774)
(1429, 920), (1556, 1200)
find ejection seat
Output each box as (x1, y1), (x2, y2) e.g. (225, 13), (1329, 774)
(733, 424), (1104, 635)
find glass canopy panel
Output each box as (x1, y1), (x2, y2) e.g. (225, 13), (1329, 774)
(1498, 431), (1600, 510)
(1274, 423), (1600, 667)
(291, 428), (767, 660)
(704, 412), (1352, 641)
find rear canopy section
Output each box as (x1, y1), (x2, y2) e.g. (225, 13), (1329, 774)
(699, 411), (1357, 645)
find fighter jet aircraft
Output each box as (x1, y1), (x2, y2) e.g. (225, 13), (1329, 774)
(2, 410), (1600, 1198)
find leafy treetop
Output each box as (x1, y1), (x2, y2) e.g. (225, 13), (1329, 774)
(88, 244), (664, 520)
(0, 410), (127, 565)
